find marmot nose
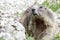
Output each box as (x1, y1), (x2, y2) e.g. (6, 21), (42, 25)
(32, 9), (37, 15)
(32, 9), (35, 12)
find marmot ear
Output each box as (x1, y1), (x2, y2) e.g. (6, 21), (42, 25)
(24, 8), (30, 14)
(24, 4), (34, 14)
(24, 7), (32, 15)
(25, 10), (29, 13)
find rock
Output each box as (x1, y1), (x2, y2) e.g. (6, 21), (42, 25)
(0, 20), (25, 40)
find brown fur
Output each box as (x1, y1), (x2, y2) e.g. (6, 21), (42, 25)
(20, 5), (60, 40)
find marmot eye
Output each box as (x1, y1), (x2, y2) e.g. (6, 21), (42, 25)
(40, 6), (43, 8)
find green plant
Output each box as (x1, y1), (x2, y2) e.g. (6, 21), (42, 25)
(0, 37), (4, 40)
(42, 0), (60, 12)
(53, 33), (60, 40)
(26, 33), (35, 40)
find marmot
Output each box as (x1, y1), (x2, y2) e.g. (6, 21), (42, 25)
(20, 5), (60, 40)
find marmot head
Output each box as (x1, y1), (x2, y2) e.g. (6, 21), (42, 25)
(31, 5), (54, 21)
